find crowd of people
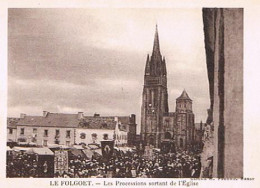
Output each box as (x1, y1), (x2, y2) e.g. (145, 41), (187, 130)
(7, 148), (201, 178)
(55, 149), (201, 178)
(7, 152), (39, 177)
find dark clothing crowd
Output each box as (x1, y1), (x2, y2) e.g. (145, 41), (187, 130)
(56, 150), (201, 178)
(7, 149), (201, 178)
(7, 152), (39, 178)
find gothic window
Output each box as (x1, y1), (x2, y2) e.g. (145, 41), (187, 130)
(149, 135), (154, 145)
(180, 138), (184, 148)
(165, 132), (171, 139)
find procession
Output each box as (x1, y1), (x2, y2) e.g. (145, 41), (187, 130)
(6, 142), (201, 178)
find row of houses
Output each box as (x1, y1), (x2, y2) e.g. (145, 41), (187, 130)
(7, 111), (137, 147)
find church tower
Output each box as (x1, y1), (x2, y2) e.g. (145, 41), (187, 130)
(175, 90), (195, 149)
(141, 25), (169, 148)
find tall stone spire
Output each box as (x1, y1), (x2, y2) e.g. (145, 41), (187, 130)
(145, 54), (150, 75)
(152, 24), (161, 58)
(141, 24), (168, 148)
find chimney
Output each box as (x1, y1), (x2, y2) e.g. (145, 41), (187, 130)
(20, 113), (26, 118)
(43, 111), (49, 117)
(78, 112), (84, 119)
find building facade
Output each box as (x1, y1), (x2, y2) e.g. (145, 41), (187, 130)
(141, 25), (169, 148)
(7, 112), (136, 147)
(141, 26), (195, 150)
(75, 115), (129, 147)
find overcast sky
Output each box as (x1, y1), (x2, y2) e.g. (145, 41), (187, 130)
(8, 8), (209, 133)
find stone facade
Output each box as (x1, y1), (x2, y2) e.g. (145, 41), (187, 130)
(75, 116), (128, 146)
(7, 112), (136, 147)
(202, 8), (243, 178)
(141, 25), (169, 148)
(141, 26), (195, 149)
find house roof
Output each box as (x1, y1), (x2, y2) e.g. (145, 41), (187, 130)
(177, 90), (192, 101)
(10, 112), (131, 131)
(26, 147), (54, 155)
(17, 113), (80, 128)
(7, 118), (20, 128)
(80, 116), (129, 131)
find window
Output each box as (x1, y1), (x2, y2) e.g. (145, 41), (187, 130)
(55, 140), (60, 144)
(103, 133), (108, 140)
(9, 128), (13, 134)
(43, 140), (48, 146)
(20, 128), (24, 135)
(66, 141), (70, 146)
(18, 137), (26, 142)
(66, 130), (71, 138)
(44, 130), (48, 137)
(33, 128), (37, 133)
(56, 129), (60, 136)
(91, 133), (97, 143)
(80, 133), (86, 139)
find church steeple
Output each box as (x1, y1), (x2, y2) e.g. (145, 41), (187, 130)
(141, 25), (169, 148)
(152, 24), (161, 57)
(145, 54), (150, 75)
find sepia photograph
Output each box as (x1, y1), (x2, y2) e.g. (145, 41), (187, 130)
(6, 7), (243, 179)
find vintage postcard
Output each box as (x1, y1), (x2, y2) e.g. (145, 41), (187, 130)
(0, 0), (259, 188)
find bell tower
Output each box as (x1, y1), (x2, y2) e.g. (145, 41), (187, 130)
(175, 90), (195, 149)
(141, 25), (169, 148)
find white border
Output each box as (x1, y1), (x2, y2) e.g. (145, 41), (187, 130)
(1, 0), (260, 187)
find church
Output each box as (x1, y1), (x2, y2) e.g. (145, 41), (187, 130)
(140, 26), (195, 151)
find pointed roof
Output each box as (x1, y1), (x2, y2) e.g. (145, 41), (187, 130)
(177, 90), (192, 100)
(152, 24), (161, 57)
(145, 54), (150, 75)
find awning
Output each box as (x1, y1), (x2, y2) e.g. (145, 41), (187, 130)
(73, 145), (84, 150)
(68, 148), (86, 158)
(26, 147), (54, 155)
(93, 149), (102, 156)
(88, 143), (100, 150)
(12, 147), (32, 152)
(82, 149), (94, 159)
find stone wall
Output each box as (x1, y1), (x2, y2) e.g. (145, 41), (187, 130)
(202, 8), (243, 178)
